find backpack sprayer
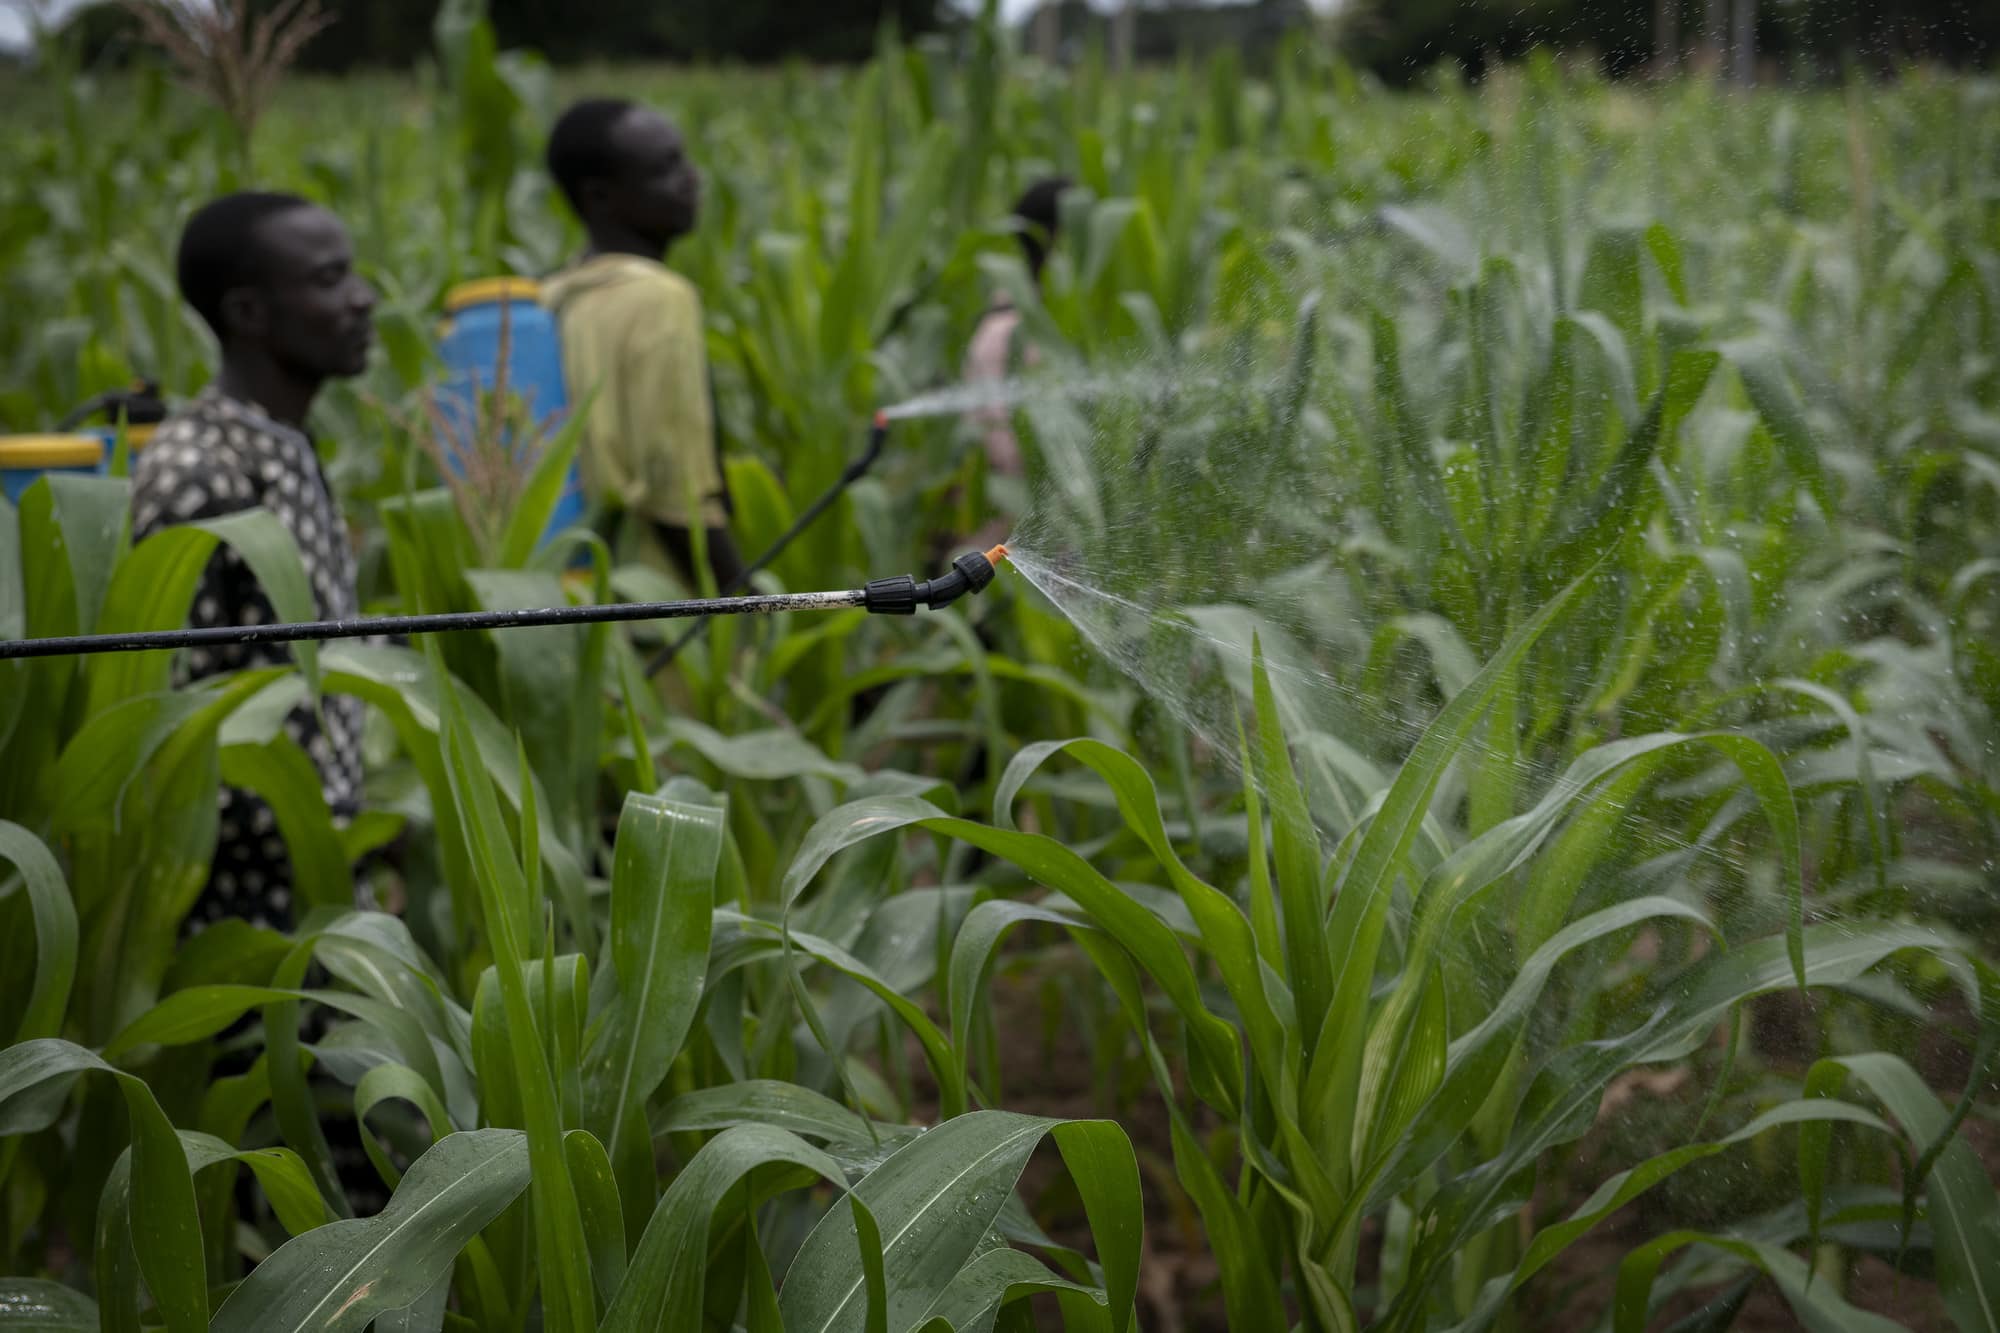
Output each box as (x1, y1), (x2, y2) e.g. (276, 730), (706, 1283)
(0, 545), (1009, 662)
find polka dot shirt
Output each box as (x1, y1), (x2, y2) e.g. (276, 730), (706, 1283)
(131, 388), (367, 935)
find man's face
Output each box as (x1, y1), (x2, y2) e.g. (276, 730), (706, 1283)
(234, 206), (376, 379)
(603, 107), (701, 251)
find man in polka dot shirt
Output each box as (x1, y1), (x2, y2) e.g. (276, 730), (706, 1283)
(132, 191), (377, 936)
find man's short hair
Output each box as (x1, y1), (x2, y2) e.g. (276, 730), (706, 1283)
(1012, 176), (1072, 278)
(176, 191), (314, 339)
(548, 98), (640, 214)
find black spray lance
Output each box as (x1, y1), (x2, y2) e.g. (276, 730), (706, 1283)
(0, 545), (1009, 661)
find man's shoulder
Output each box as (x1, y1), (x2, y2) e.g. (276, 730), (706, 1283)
(550, 255), (700, 320)
(132, 398), (256, 500)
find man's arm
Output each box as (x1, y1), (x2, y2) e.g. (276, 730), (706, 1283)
(652, 521), (746, 593)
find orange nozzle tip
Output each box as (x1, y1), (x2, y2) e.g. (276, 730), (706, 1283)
(984, 543), (1010, 565)
(872, 410), (888, 429)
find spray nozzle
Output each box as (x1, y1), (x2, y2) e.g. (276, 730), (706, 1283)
(864, 544), (1009, 616)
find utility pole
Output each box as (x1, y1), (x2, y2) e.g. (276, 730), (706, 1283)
(1731, 0), (1756, 85)
(1700, 0), (1726, 73)
(1033, 0), (1059, 64)
(1112, 0), (1136, 74)
(1653, 0), (1680, 74)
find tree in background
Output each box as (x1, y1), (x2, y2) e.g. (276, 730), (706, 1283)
(59, 0), (941, 68)
(1338, 0), (1999, 83)
(56, 0), (2000, 77)
(1031, 0), (1317, 72)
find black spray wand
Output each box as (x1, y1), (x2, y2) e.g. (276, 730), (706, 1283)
(0, 546), (1008, 662)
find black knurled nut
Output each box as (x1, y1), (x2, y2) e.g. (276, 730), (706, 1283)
(952, 551), (996, 593)
(865, 575), (919, 615)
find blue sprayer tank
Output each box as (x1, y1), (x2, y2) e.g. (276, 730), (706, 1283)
(3, 382), (164, 503)
(434, 278), (585, 552)
(0, 435), (102, 504)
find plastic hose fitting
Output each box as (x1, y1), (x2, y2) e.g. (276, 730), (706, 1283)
(863, 574), (919, 615)
(864, 544), (1007, 615)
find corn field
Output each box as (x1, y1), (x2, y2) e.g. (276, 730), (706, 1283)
(1, 6), (1998, 1331)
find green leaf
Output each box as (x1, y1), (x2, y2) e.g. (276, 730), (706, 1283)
(432, 645), (596, 1332)
(104, 1129), (329, 1245)
(498, 385), (595, 569)
(654, 1079), (884, 1147)
(372, 1280), (450, 1333)
(663, 717), (864, 785)
(1439, 729), (1806, 997)
(1051, 1120), (1143, 1333)
(1774, 679), (1888, 895)
(324, 644), (591, 952)
(1352, 963), (1448, 1173)
(779, 1111), (1140, 1333)
(1522, 316), (1581, 556)
(209, 1130), (531, 1332)
(101, 984), (446, 1103)
(716, 911), (968, 1121)
(44, 474), (128, 637)
(1363, 895), (1719, 1275)
(1236, 711), (1284, 971)
(0, 1278), (98, 1328)
(1540, 350), (1717, 578)
(1507, 1101), (1888, 1299)
(1799, 1056), (1855, 1273)
(0, 822), (76, 1044)
(852, 1194), (890, 1333)
(354, 1061), (456, 1192)
(912, 1248), (1105, 1330)
(1311, 569), (1595, 1191)
(762, 793), (1239, 1118)
(1644, 221), (1689, 305)
(947, 898), (1094, 1087)
(1578, 224), (1645, 353)
(565, 1129), (626, 1314)
(600, 1125), (846, 1331)
(1251, 637), (1330, 1056)
(1723, 339), (1835, 515)
(1615, 1232), (1904, 1333)
(995, 740), (1290, 1115)
(218, 736), (354, 912)
(1371, 308), (1471, 559)
(1389, 920), (1970, 1318)
(199, 508), (325, 693)
(1832, 1053), (2000, 1333)
(53, 674), (276, 836)
(584, 790), (725, 1242)
(0, 1040), (205, 1331)
(80, 525), (217, 710)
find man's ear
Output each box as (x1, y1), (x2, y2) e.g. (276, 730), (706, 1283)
(579, 177), (613, 214)
(220, 286), (267, 341)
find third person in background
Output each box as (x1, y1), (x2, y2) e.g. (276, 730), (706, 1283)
(964, 176), (1071, 478)
(542, 97), (745, 592)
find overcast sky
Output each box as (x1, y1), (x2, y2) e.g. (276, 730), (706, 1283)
(0, 0), (1338, 53)
(0, 0), (75, 50)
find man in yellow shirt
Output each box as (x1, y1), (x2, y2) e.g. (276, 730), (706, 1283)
(542, 98), (744, 589)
